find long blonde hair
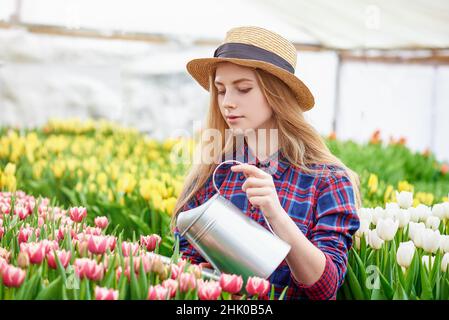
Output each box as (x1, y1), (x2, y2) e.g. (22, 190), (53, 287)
(170, 63), (361, 232)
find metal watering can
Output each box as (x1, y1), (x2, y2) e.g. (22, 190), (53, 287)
(176, 160), (291, 281)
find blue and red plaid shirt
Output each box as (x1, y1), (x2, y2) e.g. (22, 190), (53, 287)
(174, 139), (360, 300)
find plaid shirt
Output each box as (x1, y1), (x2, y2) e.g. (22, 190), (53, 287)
(174, 139), (360, 300)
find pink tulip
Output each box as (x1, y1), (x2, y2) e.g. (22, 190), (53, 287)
(18, 226), (33, 244)
(197, 279), (222, 300)
(14, 205), (29, 220)
(20, 242), (45, 264)
(47, 249), (71, 269)
(0, 202), (11, 215)
(69, 206), (87, 223)
(147, 285), (169, 300)
(88, 235), (109, 255)
(0, 257), (8, 275)
(74, 258), (104, 281)
(121, 241), (139, 257)
(179, 272), (196, 293)
(2, 264), (26, 288)
(94, 216), (109, 229)
(140, 234), (161, 252)
(95, 286), (119, 300)
(41, 239), (59, 255)
(170, 264), (182, 279)
(84, 226), (102, 236)
(107, 236), (117, 251)
(245, 276), (270, 297)
(0, 226), (4, 240)
(57, 226), (77, 242)
(220, 274), (243, 294)
(162, 279), (178, 298)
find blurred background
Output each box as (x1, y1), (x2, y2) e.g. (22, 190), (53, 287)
(1, 0), (448, 161)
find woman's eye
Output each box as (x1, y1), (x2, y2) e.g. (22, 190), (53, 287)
(239, 88), (252, 93)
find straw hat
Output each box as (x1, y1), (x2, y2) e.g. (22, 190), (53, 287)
(186, 26), (314, 111)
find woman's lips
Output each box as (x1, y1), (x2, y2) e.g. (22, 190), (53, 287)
(226, 116), (244, 123)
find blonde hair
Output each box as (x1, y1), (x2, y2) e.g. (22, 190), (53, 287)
(170, 63), (362, 232)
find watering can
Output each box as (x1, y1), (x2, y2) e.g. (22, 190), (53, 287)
(176, 160), (291, 281)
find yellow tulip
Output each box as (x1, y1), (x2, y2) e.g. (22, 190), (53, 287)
(4, 163), (16, 176)
(384, 185), (394, 203)
(163, 197), (178, 216)
(398, 180), (414, 193)
(117, 173), (136, 194)
(367, 173), (378, 194)
(139, 179), (153, 201)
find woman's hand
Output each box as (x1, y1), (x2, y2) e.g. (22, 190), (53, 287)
(231, 163), (282, 219)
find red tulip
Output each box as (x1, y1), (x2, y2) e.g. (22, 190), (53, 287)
(147, 285), (169, 300)
(94, 216), (109, 229)
(95, 286), (119, 300)
(69, 207), (87, 223)
(197, 279), (222, 300)
(220, 274), (243, 294)
(2, 264), (26, 288)
(140, 234), (161, 252)
(179, 272), (196, 293)
(162, 279), (178, 298)
(88, 235), (109, 255)
(245, 276), (270, 297)
(47, 249), (71, 269)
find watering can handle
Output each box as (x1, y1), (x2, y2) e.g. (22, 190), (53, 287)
(211, 160), (277, 236)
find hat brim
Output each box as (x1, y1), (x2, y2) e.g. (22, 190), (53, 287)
(186, 57), (314, 111)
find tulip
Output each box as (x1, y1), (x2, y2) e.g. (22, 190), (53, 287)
(17, 251), (30, 269)
(197, 279), (222, 300)
(179, 272), (196, 293)
(367, 229), (384, 250)
(421, 229), (441, 254)
(396, 191), (413, 209)
(375, 218), (399, 241)
(69, 206), (87, 223)
(432, 203), (446, 220)
(95, 286), (119, 300)
(88, 235), (109, 255)
(396, 241), (416, 269)
(371, 207), (385, 226)
(140, 234), (161, 252)
(147, 285), (169, 300)
(47, 249), (71, 269)
(94, 216), (109, 229)
(162, 279), (178, 298)
(121, 241), (139, 257)
(20, 242), (45, 264)
(14, 205), (29, 220)
(245, 276), (270, 297)
(416, 204), (431, 222)
(422, 255), (435, 271)
(74, 258), (104, 281)
(440, 235), (449, 253)
(41, 239), (59, 255)
(442, 253), (449, 272)
(2, 264), (26, 288)
(396, 209), (411, 229)
(0, 257), (7, 275)
(355, 218), (370, 237)
(358, 208), (373, 224)
(18, 226), (34, 244)
(0, 226), (4, 239)
(0, 247), (10, 262)
(442, 202), (449, 219)
(107, 236), (117, 251)
(170, 264), (182, 280)
(84, 226), (102, 236)
(187, 264), (203, 279)
(425, 216), (440, 231)
(409, 207), (421, 223)
(220, 274), (243, 294)
(386, 202), (400, 211)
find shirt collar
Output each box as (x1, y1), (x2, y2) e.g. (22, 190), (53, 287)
(234, 138), (290, 180)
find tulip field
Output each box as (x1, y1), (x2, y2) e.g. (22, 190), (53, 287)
(1, 119), (449, 300)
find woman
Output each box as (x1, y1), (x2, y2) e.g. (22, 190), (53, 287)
(171, 26), (361, 300)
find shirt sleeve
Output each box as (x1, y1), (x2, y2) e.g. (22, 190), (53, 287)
(291, 167), (360, 300)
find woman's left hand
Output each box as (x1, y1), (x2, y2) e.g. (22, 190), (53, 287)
(231, 163), (282, 219)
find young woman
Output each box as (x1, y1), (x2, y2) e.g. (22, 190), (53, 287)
(171, 26), (361, 300)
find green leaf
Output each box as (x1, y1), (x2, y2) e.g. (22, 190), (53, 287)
(393, 282), (408, 300)
(278, 286), (288, 300)
(351, 248), (369, 298)
(378, 271), (394, 299)
(129, 255), (141, 300)
(35, 276), (63, 300)
(420, 262), (433, 300)
(346, 263), (366, 299)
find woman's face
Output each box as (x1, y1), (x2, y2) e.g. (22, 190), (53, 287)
(214, 62), (274, 134)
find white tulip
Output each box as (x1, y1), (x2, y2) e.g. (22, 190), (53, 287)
(421, 228), (441, 254)
(396, 241), (416, 269)
(425, 216), (440, 231)
(422, 255), (435, 271)
(416, 204), (431, 222)
(396, 191), (413, 209)
(367, 229), (384, 250)
(408, 222), (425, 248)
(408, 207), (421, 223)
(396, 209), (411, 229)
(439, 235), (449, 253)
(442, 202), (449, 220)
(371, 207), (385, 226)
(376, 218), (399, 241)
(385, 208), (399, 221)
(432, 203), (446, 220)
(358, 208), (373, 224)
(386, 202), (400, 211)
(442, 253), (449, 272)
(355, 218), (370, 237)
